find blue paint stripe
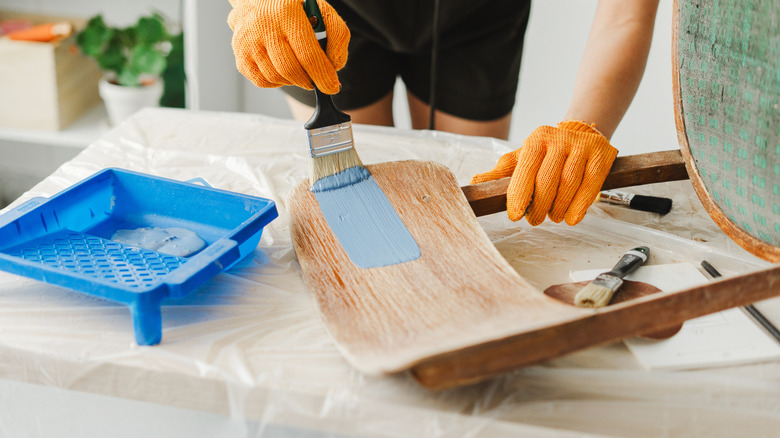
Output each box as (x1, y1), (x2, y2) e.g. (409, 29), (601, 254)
(312, 167), (421, 268)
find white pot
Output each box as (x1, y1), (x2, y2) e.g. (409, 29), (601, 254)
(98, 77), (163, 126)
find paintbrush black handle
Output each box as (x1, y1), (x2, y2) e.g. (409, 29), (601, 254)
(303, 0), (327, 51)
(307, 88), (350, 129)
(630, 194), (673, 215)
(606, 246), (650, 278)
(302, 0), (350, 130)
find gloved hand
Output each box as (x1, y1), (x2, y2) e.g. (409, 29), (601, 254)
(228, 0), (349, 94)
(471, 120), (618, 226)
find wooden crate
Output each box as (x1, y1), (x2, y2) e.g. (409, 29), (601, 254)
(0, 11), (102, 131)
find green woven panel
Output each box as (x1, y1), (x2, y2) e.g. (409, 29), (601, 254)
(678, 0), (780, 244)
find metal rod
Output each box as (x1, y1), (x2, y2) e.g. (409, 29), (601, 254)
(701, 260), (780, 344)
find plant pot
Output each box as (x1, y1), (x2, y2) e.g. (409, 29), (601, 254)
(98, 77), (163, 126)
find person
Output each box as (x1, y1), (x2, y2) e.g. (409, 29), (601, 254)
(227, 0), (660, 226)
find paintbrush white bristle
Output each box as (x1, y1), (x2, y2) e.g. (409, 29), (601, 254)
(310, 148), (365, 184)
(574, 283), (616, 308)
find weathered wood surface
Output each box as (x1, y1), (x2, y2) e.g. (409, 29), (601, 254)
(289, 160), (585, 374)
(412, 264), (780, 389)
(463, 150), (688, 217)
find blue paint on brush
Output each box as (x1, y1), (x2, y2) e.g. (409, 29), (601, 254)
(310, 166), (371, 191)
(311, 166), (421, 268)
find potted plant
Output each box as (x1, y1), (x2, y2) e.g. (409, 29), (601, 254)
(76, 13), (174, 126)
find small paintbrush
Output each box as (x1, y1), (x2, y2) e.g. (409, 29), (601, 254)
(598, 190), (673, 215)
(302, 0), (364, 186)
(574, 246), (650, 308)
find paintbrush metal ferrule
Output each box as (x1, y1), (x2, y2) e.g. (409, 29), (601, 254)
(600, 190), (634, 207)
(575, 246), (650, 308)
(590, 273), (624, 292)
(307, 121), (354, 158)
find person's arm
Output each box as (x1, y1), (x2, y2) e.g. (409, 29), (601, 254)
(565, 0), (660, 139)
(471, 0), (660, 226)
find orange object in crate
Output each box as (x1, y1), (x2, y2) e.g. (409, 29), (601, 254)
(7, 22), (72, 42)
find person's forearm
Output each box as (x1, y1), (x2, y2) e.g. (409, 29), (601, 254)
(564, 0), (660, 139)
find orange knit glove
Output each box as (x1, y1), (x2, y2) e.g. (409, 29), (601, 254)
(227, 0), (349, 94)
(471, 120), (618, 226)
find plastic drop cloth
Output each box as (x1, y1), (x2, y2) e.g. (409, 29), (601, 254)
(1, 108), (780, 437)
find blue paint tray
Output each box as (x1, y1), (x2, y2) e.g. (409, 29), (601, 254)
(0, 168), (278, 345)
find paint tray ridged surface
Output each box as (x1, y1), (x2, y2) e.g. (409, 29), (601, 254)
(0, 168), (278, 345)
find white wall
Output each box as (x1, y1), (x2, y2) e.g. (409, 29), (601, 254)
(0, 0), (180, 27)
(182, 0), (242, 112)
(511, 0), (677, 155)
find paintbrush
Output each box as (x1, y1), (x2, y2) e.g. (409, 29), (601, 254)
(302, 0), (364, 187)
(574, 246), (650, 308)
(598, 190), (673, 215)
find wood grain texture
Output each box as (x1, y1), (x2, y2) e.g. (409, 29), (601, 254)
(672, 0), (780, 262)
(412, 264), (780, 389)
(53, 33), (102, 128)
(463, 150), (688, 217)
(289, 160), (586, 374)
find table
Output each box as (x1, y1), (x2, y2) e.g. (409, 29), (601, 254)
(1, 108), (779, 437)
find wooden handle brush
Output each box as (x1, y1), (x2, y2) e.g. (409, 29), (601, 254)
(574, 246), (650, 308)
(302, 0), (364, 187)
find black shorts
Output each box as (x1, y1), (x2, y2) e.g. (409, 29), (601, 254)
(284, 0), (532, 121)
